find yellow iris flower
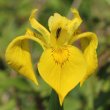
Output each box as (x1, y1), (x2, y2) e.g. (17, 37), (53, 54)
(5, 9), (98, 105)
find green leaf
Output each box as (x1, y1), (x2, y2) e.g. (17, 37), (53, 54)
(48, 90), (64, 110)
(0, 99), (16, 110)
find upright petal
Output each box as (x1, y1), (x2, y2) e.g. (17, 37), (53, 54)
(5, 29), (46, 85)
(29, 9), (50, 44)
(38, 45), (87, 105)
(67, 8), (82, 35)
(48, 13), (70, 47)
(48, 13), (68, 31)
(48, 9), (82, 47)
(72, 32), (98, 85)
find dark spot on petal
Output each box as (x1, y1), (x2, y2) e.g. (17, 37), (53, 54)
(56, 27), (61, 39)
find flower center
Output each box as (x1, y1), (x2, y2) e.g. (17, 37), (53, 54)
(51, 47), (70, 67)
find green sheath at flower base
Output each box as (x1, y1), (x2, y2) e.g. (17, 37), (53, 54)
(5, 8), (98, 105)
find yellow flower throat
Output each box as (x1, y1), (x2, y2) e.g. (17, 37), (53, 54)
(51, 47), (70, 67)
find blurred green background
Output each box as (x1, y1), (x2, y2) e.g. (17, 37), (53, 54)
(0, 0), (110, 110)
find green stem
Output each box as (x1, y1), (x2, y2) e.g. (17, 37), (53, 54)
(49, 90), (64, 110)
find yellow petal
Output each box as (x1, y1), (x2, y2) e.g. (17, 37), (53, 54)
(48, 9), (82, 47)
(38, 45), (87, 105)
(5, 29), (46, 85)
(72, 32), (98, 85)
(68, 8), (82, 35)
(48, 13), (70, 47)
(48, 13), (68, 31)
(29, 9), (50, 44)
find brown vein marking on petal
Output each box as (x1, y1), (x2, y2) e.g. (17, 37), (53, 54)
(51, 47), (70, 67)
(56, 27), (61, 39)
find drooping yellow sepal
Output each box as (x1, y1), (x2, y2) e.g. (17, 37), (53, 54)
(5, 29), (46, 85)
(72, 32), (98, 85)
(38, 45), (87, 105)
